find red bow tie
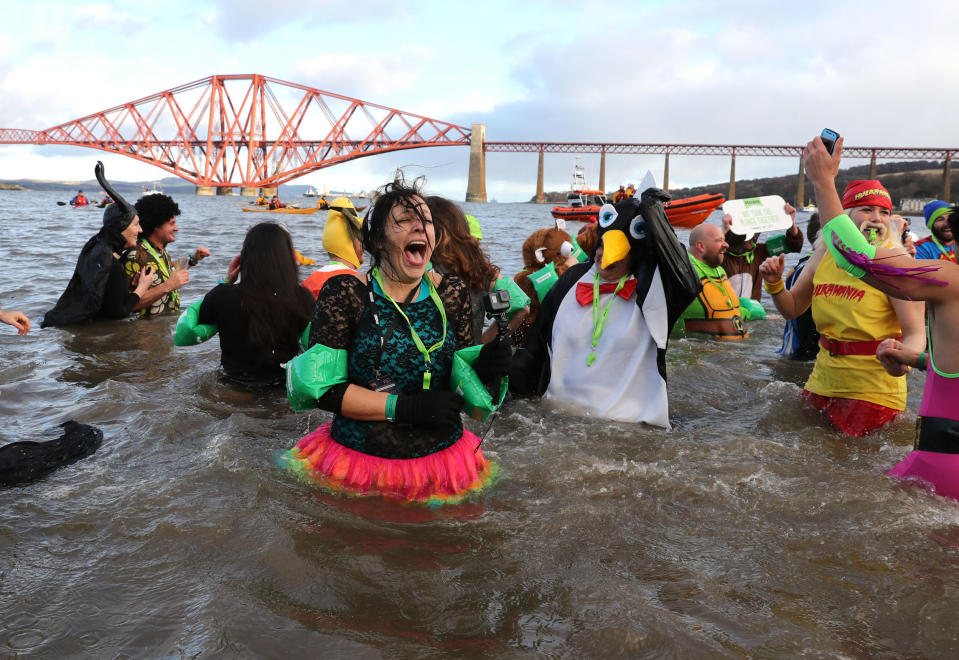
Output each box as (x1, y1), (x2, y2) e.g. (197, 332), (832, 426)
(575, 279), (636, 306)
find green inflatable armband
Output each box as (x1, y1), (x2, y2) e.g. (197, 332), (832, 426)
(451, 345), (508, 422)
(822, 214), (875, 278)
(492, 278), (530, 319)
(173, 300), (218, 346)
(529, 262), (558, 301)
(299, 322), (312, 351)
(465, 214), (483, 240)
(569, 235), (587, 263)
(738, 297), (766, 321)
(285, 343), (349, 412)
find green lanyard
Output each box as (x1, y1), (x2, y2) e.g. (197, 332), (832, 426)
(587, 272), (627, 367)
(140, 239), (179, 307)
(372, 267), (447, 390)
(690, 254), (734, 310)
(726, 244), (756, 264)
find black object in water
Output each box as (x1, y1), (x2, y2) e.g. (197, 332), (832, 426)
(0, 421), (103, 487)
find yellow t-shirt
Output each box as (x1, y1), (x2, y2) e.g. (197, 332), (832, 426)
(805, 252), (905, 409)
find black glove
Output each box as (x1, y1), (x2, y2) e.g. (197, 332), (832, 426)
(473, 340), (512, 385)
(394, 391), (464, 427)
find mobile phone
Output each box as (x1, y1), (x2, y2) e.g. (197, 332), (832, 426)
(820, 128), (839, 155)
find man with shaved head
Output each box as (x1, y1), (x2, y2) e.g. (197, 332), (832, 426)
(679, 222), (748, 340)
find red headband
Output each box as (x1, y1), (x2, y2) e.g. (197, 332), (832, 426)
(840, 180), (892, 210)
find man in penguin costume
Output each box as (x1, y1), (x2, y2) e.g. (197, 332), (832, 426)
(510, 189), (701, 427)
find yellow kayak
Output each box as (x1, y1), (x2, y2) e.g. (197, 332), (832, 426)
(241, 206), (319, 215)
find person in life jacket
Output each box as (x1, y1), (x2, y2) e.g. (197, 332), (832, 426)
(613, 185), (627, 203)
(122, 193), (210, 317)
(759, 177), (926, 436)
(70, 190), (88, 206)
(302, 197), (365, 298)
(914, 200), (956, 263)
(268, 195), (285, 210)
(679, 223), (748, 340)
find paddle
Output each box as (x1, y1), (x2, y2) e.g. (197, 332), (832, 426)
(57, 201), (66, 206)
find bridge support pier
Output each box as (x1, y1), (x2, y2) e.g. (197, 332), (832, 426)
(797, 157), (805, 208)
(196, 186), (215, 196)
(944, 156), (952, 203)
(663, 153), (670, 192)
(216, 187), (234, 196)
(728, 152), (736, 200)
(240, 187), (259, 197)
(599, 151), (606, 193)
(260, 187), (277, 198)
(535, 150), (545, 203)
(465, 123), (487, 202)
(869, 152), (877, 180)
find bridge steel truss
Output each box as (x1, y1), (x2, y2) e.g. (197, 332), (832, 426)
(484, 142), (959, 160)
(0, 74), (472, 189)
(481, 141), (959, 203)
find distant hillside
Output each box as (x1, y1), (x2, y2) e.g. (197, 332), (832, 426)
(0, 176), (337, 198)
(661, 160), (953, 206)
(532, 160), (956, 206)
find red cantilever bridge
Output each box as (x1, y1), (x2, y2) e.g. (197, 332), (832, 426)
(0, 73), (956, 200)
(0, 74), (472, 193)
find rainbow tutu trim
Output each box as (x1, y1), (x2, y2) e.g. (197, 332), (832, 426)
(280, 422), (497, 505)
(888, 450), (959, 501)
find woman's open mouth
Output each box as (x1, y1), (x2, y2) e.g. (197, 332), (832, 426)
(403, 240), (429, 267)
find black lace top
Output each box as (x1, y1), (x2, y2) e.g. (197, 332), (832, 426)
(311, 272), (473, 458)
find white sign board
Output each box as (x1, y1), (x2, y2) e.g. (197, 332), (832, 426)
(722, 195), (792, 235)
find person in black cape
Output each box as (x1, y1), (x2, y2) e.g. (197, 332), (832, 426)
(42, 162), (154, 328)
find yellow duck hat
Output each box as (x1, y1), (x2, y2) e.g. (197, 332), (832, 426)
(322, 197), (364, 266)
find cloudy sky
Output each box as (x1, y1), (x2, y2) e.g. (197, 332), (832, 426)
(1, 0), (956, 201)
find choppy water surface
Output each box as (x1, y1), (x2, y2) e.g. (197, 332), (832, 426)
(1, 189), (957, 657)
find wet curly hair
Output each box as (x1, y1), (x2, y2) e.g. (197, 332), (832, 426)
(427, 196), (499, 290)
(362, 175), (433, 275)
(134, 193), (181, 238)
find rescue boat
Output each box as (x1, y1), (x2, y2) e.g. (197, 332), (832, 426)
(664, 193), (726, 229)
(550, 189), (608, 223)
(550, 160), (608, 223)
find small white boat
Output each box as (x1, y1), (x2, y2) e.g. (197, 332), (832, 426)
(304, 185), (320, 197)
(142, 182), (163, 196)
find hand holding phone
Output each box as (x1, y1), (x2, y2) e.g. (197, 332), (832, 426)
(820, 128), (840, 155)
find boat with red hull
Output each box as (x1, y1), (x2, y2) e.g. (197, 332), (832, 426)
(664, 193), (726, 229)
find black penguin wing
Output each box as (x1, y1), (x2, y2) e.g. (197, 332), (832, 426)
(637, 190), (702, 330)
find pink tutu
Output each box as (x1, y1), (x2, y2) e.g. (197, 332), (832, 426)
(281, 422), (497, 505)
(888, 450), (959, 501)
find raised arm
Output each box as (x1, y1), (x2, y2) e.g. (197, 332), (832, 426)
(758, 240), (827, 320)
(804, 135), (958, 303)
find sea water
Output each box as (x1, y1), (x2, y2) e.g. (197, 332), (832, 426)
(1, 190), (956, 657)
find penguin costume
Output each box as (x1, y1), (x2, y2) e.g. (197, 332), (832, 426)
(510, 189), (701, 427)
(42, 162), (141, 327)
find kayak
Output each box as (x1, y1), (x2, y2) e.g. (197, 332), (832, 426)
(241, 206), (319, 215)
(664, 193), (726, 229)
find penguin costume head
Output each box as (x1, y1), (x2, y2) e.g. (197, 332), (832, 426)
(593, 195), (654, 279)
(594, 188), (702, 323)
